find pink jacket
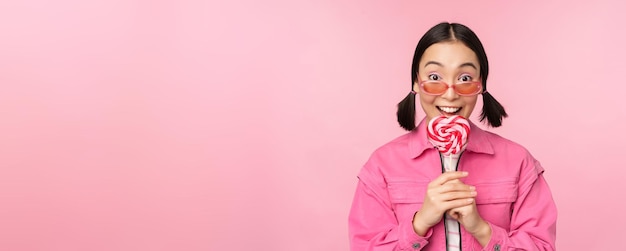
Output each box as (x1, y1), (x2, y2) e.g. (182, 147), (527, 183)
(348, 119), (557, 250)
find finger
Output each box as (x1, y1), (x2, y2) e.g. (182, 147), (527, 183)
(442, 179), (465, 187)
(439, 182), (476, 193)
(447, 209), (461, 220)
(445, 178), (462, 184)
(440, 198), (474, 211)
(438, 191), (477, 202)
(442, 176), (463, 186)
(431, 171), (469, 186)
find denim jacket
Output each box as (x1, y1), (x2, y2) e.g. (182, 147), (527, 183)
(349, 119), (557, 251)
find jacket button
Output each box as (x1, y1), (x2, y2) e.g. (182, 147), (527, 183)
(494, 244), (501, 251)
(412, 243), (420, 249)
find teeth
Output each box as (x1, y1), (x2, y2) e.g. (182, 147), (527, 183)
(439, 106), (460, 113)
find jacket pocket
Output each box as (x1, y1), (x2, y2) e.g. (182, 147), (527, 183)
(474, 178), (518, 229)
(386, 180), (429, 222)
(474, 178), (518, 204)
(387, 180), (429, 204)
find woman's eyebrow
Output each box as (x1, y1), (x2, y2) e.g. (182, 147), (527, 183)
(459, 62), (478, 70)
(424, 61), (478, 70)
(423, 61), (443, 68)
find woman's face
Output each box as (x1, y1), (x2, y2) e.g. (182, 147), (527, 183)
(413, 41), (481, 124)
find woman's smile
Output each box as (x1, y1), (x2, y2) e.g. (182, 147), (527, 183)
(437, 106), (461, 116)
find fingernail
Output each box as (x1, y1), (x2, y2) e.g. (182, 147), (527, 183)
(470, 186), (476, 190)
(462, 171), (469, 175)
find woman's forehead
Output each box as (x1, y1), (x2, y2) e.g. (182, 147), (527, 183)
(420, 41), (480, 70)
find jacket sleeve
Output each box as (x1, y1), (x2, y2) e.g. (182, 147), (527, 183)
(473, 156), (557, 251)
(348, 162), (433, 251)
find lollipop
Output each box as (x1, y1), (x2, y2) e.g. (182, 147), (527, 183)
(428, 115), (470, 251)
(427, 115), (470, 171)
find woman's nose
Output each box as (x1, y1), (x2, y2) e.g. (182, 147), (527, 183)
(440, 83), (459, 100)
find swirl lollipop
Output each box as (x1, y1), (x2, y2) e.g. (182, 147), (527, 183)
(428, 115), (470, 251)
(427, 115), (470, 171)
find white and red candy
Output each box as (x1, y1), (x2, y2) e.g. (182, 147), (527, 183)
(427, 115), (470, 155)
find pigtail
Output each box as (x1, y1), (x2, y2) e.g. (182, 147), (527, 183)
(397, 91), (416, 131)
(480, 92), (508, 127)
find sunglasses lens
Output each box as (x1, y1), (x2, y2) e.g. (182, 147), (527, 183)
(422, 81), (447, 95)
(421, 81), (481, 95)
(455, 82), (481, 95)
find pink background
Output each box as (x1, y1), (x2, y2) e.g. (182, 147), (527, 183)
(1, 0), (624, 250)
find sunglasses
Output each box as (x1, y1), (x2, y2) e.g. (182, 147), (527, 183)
(418, 80), (483, 96)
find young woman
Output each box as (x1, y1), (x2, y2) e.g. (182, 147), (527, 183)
(348, 22), (557, 251)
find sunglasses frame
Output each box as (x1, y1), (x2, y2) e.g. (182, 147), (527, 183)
(418, 79), (484, 96)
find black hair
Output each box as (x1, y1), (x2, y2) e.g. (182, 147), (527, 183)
(396, 22), (508, 130)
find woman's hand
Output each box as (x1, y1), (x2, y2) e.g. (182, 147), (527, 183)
(448, 201), (492, 247)
(412, 171), (476, 236)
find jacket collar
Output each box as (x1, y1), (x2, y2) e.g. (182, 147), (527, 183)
(408, 118), (495, 158)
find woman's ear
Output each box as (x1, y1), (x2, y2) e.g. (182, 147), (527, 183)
(412, 81), (419, 93)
